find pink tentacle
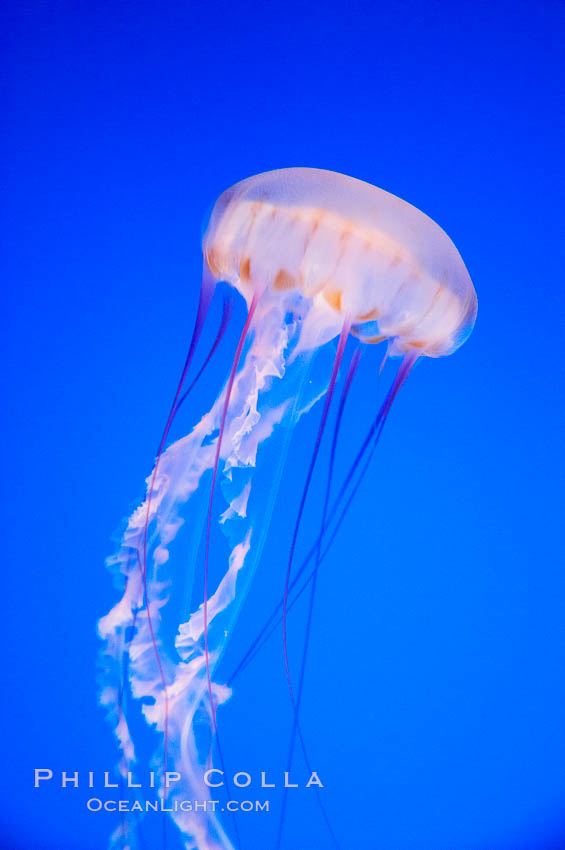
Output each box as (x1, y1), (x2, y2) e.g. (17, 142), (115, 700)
(204, 290), (260, 732)
(173, 293), (233, 418)
(276, 321), (351, 850)
(282, 321), (350, 706)
(139, 267), (215, 791)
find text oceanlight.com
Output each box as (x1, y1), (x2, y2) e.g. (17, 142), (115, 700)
(86, 798), (270, 813)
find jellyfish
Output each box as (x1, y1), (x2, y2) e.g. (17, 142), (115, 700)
(98, 167), (477, 850)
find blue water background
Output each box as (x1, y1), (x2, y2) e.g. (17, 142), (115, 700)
(2, 1), (564, 848)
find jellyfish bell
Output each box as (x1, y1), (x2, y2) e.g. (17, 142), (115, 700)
(203, 167), (477, 358)
(99, 168), (477, 850)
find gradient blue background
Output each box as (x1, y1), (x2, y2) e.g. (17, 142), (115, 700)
(2, 1), (564, 848)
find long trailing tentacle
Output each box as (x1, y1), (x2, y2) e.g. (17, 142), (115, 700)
(229, 349), (417, 688)
(283, 347), (362, 850)
(200, 292), (260, 850)
(292, 346), (362, 746)
(114, 279), (228, 850)
(297, 348), (361, 688)
(112, 272), (217, 846)
(137, 268), (215, 790)
(276, 321), (351, 850)
(204, 290), (260, 732)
